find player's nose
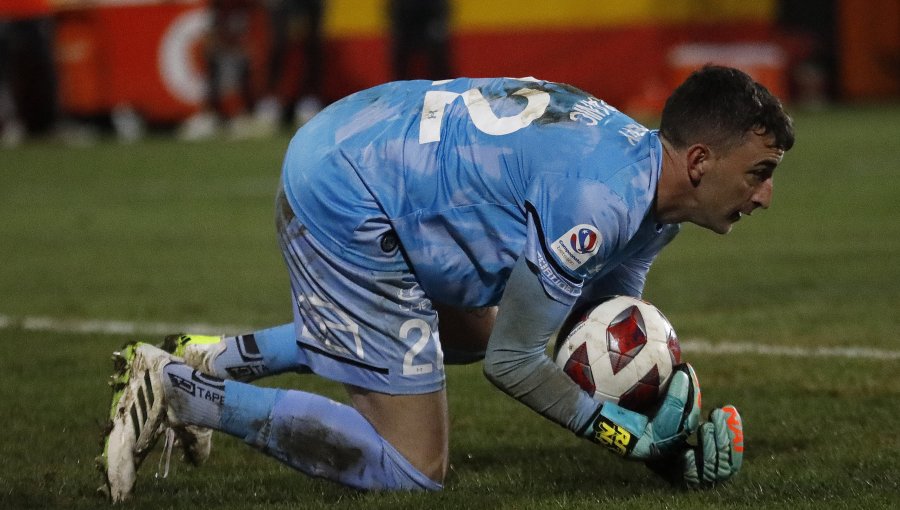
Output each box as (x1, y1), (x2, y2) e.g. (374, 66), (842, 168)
(751, 179), (773, 210)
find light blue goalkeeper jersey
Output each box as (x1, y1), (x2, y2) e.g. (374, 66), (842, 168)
(281, 77), (679, 307)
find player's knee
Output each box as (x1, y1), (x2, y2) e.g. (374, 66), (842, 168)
(386, 431), (447, 487)
(346, 387), (449, 489)
(379, 436), (446, 490)
(418, 450), (448, 486)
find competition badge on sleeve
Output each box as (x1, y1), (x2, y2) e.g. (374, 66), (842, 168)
(551, 224), (602, 271)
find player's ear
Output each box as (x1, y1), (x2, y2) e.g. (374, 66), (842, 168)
(686, 144), (709, 187)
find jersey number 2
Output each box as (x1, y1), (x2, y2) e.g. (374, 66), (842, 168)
(400, 318), (444, 376)
(418, 85), (550, 144)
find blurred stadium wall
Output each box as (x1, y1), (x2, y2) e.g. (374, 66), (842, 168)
(50, 0), (899, 123)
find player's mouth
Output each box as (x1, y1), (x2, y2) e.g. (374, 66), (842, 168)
(730, 206), (754, 223)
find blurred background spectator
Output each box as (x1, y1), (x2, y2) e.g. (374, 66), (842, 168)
(255, 0), (325, 129)
(777, 0), (838, 109)
(178, 0), (261, 141)
(388, 0), (452, 81)
(1, 0), (61, 146)
(20, 0), (900, 144)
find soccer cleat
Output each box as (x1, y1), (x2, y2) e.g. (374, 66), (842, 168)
(99, 343), (181, 502)
(159, 334), (222, 466)
(170, 423), (213, 467)
(98, 343), (139, 497)
(161, 333), (222, 375)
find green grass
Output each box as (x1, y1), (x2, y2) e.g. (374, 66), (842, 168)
(1, 106), (899, 509)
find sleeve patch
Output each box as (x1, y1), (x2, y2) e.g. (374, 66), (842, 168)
(550, 224), (602, 271)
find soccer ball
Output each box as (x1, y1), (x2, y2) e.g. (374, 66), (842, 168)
(554, 296), (682, 414)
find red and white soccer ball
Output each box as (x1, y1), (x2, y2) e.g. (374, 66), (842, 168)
(554, 296), (682, 414)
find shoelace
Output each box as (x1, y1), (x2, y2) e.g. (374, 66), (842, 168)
(156, 427), (176, 479)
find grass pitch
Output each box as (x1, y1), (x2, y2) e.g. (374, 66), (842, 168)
(1, 106), (898, 509)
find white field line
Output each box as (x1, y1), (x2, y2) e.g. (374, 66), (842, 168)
(0, 313), (249, 337)
(684, 339), (900, 361)
(1, 313), (898, 361)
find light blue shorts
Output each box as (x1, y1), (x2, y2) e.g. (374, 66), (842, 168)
(275, 187), (446, 395)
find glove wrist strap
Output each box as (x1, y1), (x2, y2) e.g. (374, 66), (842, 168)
(583, 403), (646, 457)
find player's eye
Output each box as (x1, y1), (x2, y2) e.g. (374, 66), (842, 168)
(750, 169), (772, 182)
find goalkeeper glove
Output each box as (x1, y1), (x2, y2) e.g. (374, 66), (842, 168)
(581, 363), (702, 460)
(646, 405), (745, 488)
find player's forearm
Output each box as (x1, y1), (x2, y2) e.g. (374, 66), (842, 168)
(483, 256), (599, 433)
(484, 344), (599, 432)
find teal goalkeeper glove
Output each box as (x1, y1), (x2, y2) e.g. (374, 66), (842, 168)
(646, 405), (745, 488)
(581, 363), (702, 460)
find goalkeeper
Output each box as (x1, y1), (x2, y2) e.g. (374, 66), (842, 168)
(100, 66), (792, 501)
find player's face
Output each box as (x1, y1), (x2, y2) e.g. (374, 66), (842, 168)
(694, 131), (784, 234)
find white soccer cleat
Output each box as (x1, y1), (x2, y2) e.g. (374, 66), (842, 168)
(160, 334), (223, 466)
(162, 333), (223, 376)
(99, 342), (181, 502)
(172, 424), (213, 467)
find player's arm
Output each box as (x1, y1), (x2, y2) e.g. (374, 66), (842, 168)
(483, 256), (700, 460)
(482, 255), (597, 432)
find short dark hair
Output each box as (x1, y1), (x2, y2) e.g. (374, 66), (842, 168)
(659, 65), (794, 153)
